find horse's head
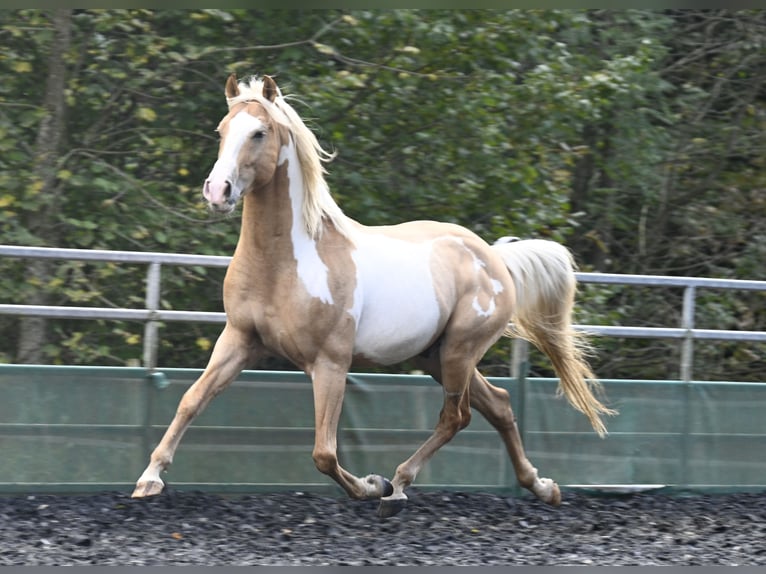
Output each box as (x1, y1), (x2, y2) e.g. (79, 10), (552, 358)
(202, 73), (283, 213)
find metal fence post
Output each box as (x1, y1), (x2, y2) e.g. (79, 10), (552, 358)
(143, 262), (161, 372)
(511, 337), (529, 431)
(680, 285), (696, 490)
(141, 262), (163, 460)
(680, 285), (696, 383)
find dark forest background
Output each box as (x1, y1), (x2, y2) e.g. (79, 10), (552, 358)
(1, 10), (764, 381)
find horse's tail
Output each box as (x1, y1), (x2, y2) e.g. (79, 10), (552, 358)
(491, 237), (617, 436)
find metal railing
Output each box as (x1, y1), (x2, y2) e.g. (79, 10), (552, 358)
(569, 272), (766, 382)
(2, 244), (766, 381)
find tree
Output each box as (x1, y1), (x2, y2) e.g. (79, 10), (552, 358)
(0, 10), (763, 381)
(559, 10), (766, 381)
(11, 10), (72, 363)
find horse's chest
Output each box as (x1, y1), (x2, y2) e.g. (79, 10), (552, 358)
(226, 272), (299, 320)
(223, 260), (347, 362)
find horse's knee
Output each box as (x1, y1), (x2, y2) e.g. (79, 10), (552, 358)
(312, 449), (337, 475)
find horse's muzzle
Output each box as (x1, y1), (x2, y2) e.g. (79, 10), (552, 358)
(203, 179), (237, 211)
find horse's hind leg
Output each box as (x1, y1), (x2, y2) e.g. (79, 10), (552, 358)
(131, 325), (252, 498)
(412, 349), (560, 507)
(469, 370), (561, 505)
(378, 352), (473, 518)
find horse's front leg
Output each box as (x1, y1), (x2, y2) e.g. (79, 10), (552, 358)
(310, 359), (393, 501)
(131, 324), (253, 498)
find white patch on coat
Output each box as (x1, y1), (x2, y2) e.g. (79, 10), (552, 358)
(348, 234), (442, 365)
(472, 295), (496, 318)
(460, 242), (503, 319)
(280, 143), (333, 304)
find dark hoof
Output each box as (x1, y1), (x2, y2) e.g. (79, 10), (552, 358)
(377, 495), (407, 519)
(381, 477), (394, 498)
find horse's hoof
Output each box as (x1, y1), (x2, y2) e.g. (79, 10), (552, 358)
(131, 479), (164, 498)
(546, 482), (562, 506)
(377, 494), (407, 519)
(363, 474), (394, 498)
(381, 477), (394, 498)
(528, 476), (561, 507)
(536, 479), (561, 506)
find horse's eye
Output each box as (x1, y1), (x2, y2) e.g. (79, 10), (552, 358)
(252, 130), (266, 140)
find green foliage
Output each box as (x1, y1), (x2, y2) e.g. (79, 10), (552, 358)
(0, 9), (764, 382)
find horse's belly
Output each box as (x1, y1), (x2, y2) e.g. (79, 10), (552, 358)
(353, 302), (441, 365)
(350, 237), (445, 365)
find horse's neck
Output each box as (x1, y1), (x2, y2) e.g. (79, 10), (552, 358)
(238, 183), (293, 254)
(237, 148), (314, 257)
(235, 139), (357, 273)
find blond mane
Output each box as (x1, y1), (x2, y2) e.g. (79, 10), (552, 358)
(227, 76), (352, 240)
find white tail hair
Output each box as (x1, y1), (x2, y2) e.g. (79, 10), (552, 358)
(492, 238), (617, 436)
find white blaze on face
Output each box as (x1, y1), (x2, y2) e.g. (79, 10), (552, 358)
(349, 234), (442, 365)
(279, 144), (334, 304)
(205, 111), (266, 205)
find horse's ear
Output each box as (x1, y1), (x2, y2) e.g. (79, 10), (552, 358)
(225, 73), (240, 100)
(262, 75), (278, 103)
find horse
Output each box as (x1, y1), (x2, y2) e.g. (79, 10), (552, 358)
(131, 72), (616, 518)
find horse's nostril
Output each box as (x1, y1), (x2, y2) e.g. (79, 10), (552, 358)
(203, 179), (234, 205)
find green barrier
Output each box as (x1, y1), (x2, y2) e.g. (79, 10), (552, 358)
(0, 365), (764, 495)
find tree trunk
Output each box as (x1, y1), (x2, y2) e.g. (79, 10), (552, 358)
(16, 10), (71, 364)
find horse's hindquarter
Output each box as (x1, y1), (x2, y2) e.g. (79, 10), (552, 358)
(349, 222), (513, 366)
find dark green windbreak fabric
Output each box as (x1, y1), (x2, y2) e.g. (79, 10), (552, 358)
(1, 365), (764, 494)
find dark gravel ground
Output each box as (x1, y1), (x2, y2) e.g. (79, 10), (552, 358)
(1, 488), (765, 566)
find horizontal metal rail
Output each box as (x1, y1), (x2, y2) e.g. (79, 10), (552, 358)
(575, 271), (766, 291)
(2, 305), (764, 342)
(2, 244), (766, 375)
(578, 325), (766, 342)
(0, 304), (226, 323)
(0, 244), (231, 267)
(3, 244), (765, 289)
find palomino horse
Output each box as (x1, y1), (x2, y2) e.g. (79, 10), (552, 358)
(132, 73), (616, 517)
